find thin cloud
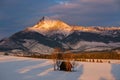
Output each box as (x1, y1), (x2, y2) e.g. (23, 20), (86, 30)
(48, 0), (118, 13)
(46, 0), (120, 26)
(48, 14), (65, 20)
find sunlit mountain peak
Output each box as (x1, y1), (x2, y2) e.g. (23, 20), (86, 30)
(28, 16), (72, 35)
(27, 16), (120, 35)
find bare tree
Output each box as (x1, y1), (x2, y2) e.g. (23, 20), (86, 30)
(51, 48), (61, 70)
(51, 49), (77, 72)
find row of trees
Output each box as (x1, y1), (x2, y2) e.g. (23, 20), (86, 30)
(75, 51), (120, 60)
(20, 48), (120, 60)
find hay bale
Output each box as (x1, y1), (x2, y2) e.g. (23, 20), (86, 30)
(60, 61), (72, 71)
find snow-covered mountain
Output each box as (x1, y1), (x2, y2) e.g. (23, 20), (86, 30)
(0, 31), (66, 54)
(27, 17), (72, 40)
(0, 17), (120, 53)
(63, 31), (120, 51)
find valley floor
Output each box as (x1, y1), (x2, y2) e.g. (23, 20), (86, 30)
(0, 55), (120, 80)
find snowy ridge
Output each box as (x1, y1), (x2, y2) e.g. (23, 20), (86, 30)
(73, 26), (120, 32)
(27, 17), (120, 36)
(0, 17), (120, 53)
(28, 17), (72, 36)
(27, 17), (120, 34)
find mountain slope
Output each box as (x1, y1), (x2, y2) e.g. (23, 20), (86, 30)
(0, 30), (66, 53)
(63, 31), (120, 44)
(28, 17), (72, 37)
(0, 17), (120, 53)
(62, 30), (120, 51)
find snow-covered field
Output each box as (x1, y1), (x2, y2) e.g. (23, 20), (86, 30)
(0, 56), (120, 80)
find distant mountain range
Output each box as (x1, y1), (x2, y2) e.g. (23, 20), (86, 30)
(0, 17), (120, 54)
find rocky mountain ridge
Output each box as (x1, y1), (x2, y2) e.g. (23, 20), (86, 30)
(0, 17), (120, 54)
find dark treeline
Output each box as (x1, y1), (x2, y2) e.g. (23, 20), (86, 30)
(24, 54), (52, 59)
(23, 51), (120, 60)
(75, 52), (120, 60)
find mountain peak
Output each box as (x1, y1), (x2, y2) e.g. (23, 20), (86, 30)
(37, 16), (58, 25)
(28, 16), (72, 34)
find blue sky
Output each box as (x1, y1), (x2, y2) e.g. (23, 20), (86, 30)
(0, 0), (120, 39)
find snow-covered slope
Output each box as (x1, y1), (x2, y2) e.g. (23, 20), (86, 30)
(28, 17), (120, 37)
(28, 17), (72, 37)
(63, 31), (120, 51)
(0, 31), (64, 53)
(0, 56), (120, 80)
(0, 17), (120, 53)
